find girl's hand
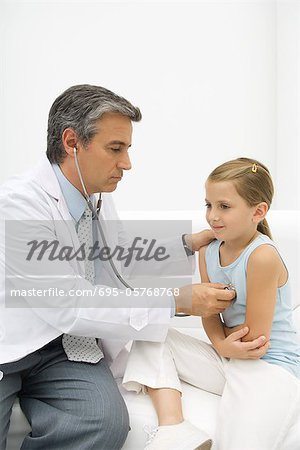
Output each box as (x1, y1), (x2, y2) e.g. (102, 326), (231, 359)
(215, 327), (270, 360)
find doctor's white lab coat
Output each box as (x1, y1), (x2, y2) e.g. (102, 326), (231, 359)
(0, 156), (191, 365)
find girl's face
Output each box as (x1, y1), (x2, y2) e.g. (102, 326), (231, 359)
(205, 179), (258, 243)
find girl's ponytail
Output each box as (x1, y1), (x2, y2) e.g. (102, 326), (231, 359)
(257, 218), (272, 240)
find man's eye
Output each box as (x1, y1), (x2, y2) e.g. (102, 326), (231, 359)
(220, 204), (230, 209)
(111, 148), (121, 152)
(205, 203), (211, 208)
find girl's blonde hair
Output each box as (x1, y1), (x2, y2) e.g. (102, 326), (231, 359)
(207, 157), (274, 239)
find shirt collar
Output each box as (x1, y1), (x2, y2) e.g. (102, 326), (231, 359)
(52, 163), (89, 224)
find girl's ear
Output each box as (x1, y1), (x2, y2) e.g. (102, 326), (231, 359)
(253, 202), (268, 225)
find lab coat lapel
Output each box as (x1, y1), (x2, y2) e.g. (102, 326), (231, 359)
(32, 156), (85, 275)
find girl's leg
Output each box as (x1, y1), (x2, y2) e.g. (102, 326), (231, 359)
(123, 329), (225, 449)
(123, 329), (227, 428)
(123, 328), (226, 397)
(146, 387), (184, 426)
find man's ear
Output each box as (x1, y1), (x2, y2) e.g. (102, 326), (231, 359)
(253, 202), (269, 225)
(62, 128), (79, 157)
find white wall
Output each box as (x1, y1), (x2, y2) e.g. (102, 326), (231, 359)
(276, 0), (300, 210)
(0, 0), (299, 211)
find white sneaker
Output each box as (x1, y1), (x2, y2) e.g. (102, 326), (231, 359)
(144, 420), (213, 450)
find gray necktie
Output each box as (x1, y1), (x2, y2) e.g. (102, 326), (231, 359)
(62, 204), (104, 363)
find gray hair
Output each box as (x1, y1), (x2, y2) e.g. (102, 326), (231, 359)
(46, 84), (142, 163)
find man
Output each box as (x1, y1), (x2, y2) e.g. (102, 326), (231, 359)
(0, 85), (237, 449)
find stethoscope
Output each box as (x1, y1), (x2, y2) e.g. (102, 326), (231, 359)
(73, 146), (134, 290)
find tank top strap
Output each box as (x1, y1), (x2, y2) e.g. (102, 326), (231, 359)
(242, 233), (275, 266)
(205, 239), (222, 268)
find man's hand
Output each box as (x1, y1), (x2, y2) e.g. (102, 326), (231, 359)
(175, 282), (235, 317)
(185, 230), (215, 252)
(214, 327), (270, 360)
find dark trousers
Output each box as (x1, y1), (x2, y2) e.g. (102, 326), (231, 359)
(0, 336), (129, 450)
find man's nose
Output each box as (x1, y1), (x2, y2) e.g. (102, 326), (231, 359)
(118, 151), (132, 171)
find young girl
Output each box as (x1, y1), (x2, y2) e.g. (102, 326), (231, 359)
(122, 158), (300, 450)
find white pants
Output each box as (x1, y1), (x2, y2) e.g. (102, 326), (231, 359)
(122, 329), (300, 450)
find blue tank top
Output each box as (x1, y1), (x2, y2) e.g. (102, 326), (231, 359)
(205, 234), (300, 378)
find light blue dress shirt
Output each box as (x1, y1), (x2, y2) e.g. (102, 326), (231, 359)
(52, 163), (90, 225)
